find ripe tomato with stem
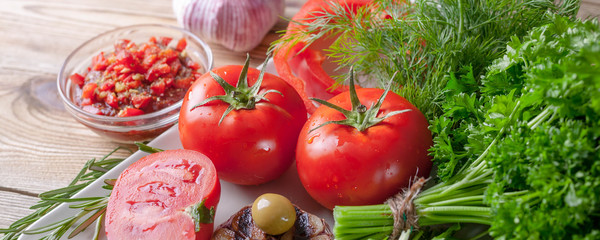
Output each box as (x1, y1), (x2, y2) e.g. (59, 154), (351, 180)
(179, 55), (307, 185)
(296, 69), (433, 210)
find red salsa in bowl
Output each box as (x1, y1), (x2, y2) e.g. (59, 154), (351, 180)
(70, 36), (201, 117)
(58, 25), (213, 143)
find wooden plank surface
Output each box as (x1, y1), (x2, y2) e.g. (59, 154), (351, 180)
(0, 0), (598, 234)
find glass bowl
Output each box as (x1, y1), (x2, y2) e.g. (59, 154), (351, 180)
(57, 24), (213, 143)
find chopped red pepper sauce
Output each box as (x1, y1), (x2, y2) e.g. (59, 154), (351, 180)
(70, 36), (203, 117)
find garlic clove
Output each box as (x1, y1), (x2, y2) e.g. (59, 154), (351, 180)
(173, 0), (285, 52)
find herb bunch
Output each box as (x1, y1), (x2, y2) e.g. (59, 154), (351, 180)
(334, 15), (600, 239)
(275, 0), (580, 120)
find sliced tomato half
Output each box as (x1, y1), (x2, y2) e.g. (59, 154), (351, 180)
(105, 149), (221, 240)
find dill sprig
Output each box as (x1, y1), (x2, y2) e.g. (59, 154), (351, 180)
(273, 0), (580, 120)
(0, 144), (162, 240)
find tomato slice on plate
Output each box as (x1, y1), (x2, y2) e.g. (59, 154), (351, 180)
(105, 149), (221, 240)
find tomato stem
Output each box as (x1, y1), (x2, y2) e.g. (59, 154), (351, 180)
(309, 68), (411, 132)
(190, 54), (282, 125)
(186, 199), (216, 232)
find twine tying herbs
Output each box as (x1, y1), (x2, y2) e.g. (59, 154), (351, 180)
(385, 177), (427, 239)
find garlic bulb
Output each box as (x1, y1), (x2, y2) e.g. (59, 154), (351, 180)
(173, 0), (285, 52)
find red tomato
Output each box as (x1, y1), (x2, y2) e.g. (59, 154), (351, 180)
(296, 88), (433, 210)
(179, 65), (307, 185)
(105, 149), (221, 240)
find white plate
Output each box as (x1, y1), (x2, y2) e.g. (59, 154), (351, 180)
(20, 61), (333, 239)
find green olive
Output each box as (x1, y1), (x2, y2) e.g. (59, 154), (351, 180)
(251, 193), (297, 235)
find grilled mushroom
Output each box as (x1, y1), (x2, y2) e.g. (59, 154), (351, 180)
(212, 205), (333, 240)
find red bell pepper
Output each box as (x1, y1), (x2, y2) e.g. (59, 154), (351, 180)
(273, 0), (373, 114)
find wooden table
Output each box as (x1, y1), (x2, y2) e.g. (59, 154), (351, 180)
(1, 0), (599, 234)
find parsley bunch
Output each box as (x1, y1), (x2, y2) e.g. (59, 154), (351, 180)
(334, 15), (600, 239)
(478, 15), (600, 239)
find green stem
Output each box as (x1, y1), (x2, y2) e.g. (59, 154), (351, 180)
(335, 226), (396, 234)
(415, 177), (490, 205)
(419, 215), (492, 226)
(423, 195), (484, 206)
(419, 206), (491, 217)
(527, 106), (552, 129)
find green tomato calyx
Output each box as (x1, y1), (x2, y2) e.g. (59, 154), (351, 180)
(190, 53), (282, 125)
(310, 68), (411, 132)
(186, 199), (215, 232)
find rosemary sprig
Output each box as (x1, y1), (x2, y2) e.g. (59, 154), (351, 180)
(0, 144), (162, 240)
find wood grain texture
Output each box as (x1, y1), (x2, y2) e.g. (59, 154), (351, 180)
(0, 0), (598, 233)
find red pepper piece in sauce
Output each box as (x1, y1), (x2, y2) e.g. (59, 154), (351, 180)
(131, 93), (152, 109)
(118, 107), (145, 117)
(146, 61), (171, 82)
(69, 73), (85, 87)
(159, 36), (173, 46)
(92, 52), (109, 71)
(150, 79), (166, 96)
(105, 92), (119, 109)
(81, 82), (97, 100)
(175, 38), (187, 52)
